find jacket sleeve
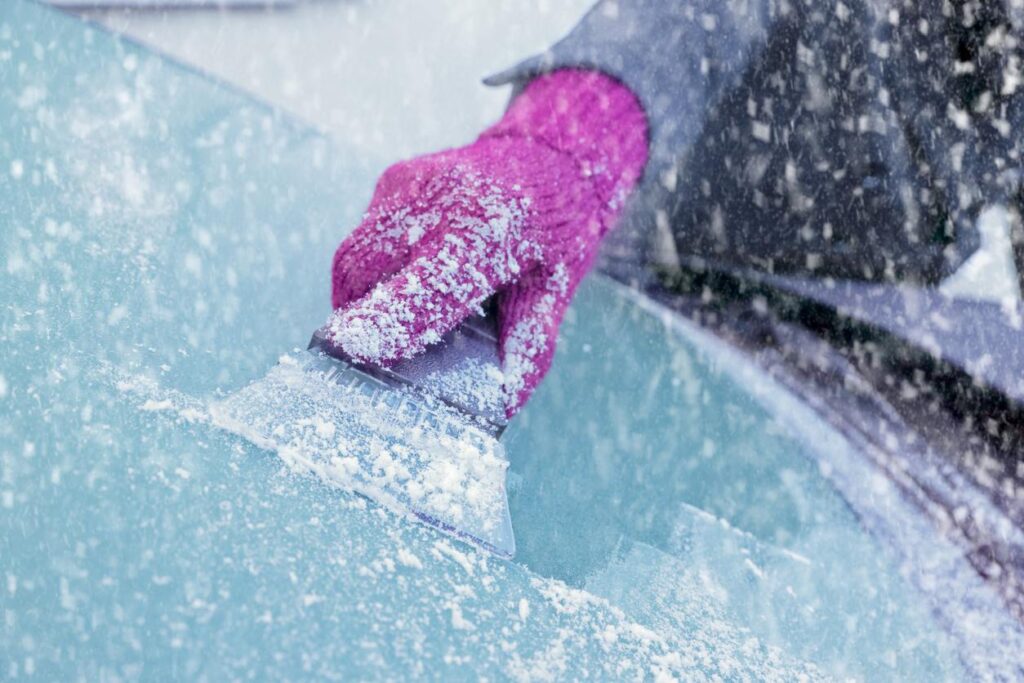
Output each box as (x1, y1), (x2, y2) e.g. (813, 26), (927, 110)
(484, 0), (779, 284)
(486, 1), (1024, 289)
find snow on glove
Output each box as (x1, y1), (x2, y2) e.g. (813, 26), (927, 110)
(328, 69), (648, 416)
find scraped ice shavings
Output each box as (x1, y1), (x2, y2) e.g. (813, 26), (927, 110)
(412, 355), (505, 417)
(208, 348), (513, 550)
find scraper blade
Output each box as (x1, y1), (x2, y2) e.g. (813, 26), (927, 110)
(210, 315), (516, 558)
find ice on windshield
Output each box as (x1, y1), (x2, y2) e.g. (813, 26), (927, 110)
(3, 0), (1023, 680)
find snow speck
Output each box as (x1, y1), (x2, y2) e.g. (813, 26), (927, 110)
(448, 603), (475, 631)
(751, 121), (771, 142)
(184, 252), (203, 277)
(743, 558), (765, 580)
(106, 305), (128, 327)
(433, 539), (476, 575)
(314, 419), (335, 440)
(15, 85), (46, 109)
(396, 548), (423, 570)
(140, 399), (174, 412)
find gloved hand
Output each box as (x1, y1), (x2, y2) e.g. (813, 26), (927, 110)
(328, 69), (648, 416)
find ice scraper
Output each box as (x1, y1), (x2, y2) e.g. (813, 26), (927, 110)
(209, 313), (517, 558)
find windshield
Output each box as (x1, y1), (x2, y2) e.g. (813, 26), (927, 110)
(2, 1), (1021, 679)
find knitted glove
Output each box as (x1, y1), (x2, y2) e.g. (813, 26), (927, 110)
(328, 69), (648, 416)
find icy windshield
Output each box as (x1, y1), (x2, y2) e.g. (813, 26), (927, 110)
(3, 0), (1023, 680)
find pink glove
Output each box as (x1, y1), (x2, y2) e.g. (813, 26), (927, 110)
(328, 69), (648, 416)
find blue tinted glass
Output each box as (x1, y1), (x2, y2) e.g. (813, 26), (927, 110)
(0, 2), (968, 679)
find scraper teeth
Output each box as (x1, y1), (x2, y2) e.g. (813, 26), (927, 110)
(315, 361), (358, 391)
(414, 406), (452, 438)
(377, 390), (402, 411)
(338, 371), (360, 391)
(397, 398), (421, 426)
(443, 419), (465, 441)
(357, 380), (380, 401)
(420, 411), (442, 433)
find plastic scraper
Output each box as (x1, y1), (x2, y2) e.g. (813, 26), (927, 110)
(210, 314), (516, 558)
